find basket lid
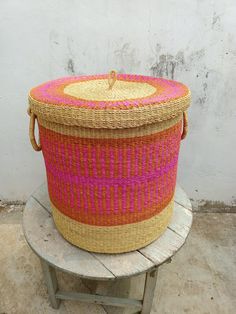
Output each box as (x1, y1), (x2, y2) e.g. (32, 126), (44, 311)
(29, 71), (190, 129)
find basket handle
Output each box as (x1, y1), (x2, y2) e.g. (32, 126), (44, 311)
(181, 111), (188, 140)
(27, 108), (42, 151)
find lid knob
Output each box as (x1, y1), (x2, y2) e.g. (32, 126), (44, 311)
(108, 70), (117, 90)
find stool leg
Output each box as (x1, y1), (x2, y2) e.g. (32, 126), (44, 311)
(141, 268), (158, 314)
(40, 259), (61, 309)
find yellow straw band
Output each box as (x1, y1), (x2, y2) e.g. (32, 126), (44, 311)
(51, 199), (174, 254)
(38, 114), (182, 139)
(29, 92), (190, 129)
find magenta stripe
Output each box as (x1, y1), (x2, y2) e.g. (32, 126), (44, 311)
(90, 184), (96, 214)
(114, 185), (119, 213)
(98, 185), (103, 214)
(106, 185), (111, 214)
(45, 155), (178, 187)
(122, 186), (127, 213)
(83, 147), (89, 178)
(118, 149), (123, 178)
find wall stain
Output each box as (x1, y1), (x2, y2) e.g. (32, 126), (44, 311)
(197, 82), (207, 108)
(67, 37), (74, 58)
(212, 12), (221, 29)
(150, 51), (184, 80)
(114, 42), (140, 71)
(67, 58), (75, 75)
(149, 46), (206, 80)
(150, 55), (174, 79)
(195, 199), (236, 213)
(188, 49), (205, 63)
(197, 97), (206, 106)
(49, 30), (60, 47)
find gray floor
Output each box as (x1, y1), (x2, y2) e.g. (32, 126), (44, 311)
(0, 204), (235, 314)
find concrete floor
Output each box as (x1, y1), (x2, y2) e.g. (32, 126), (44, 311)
(0, 204), (235, 314)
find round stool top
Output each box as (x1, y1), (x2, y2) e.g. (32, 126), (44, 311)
(23, 184), (192, 280)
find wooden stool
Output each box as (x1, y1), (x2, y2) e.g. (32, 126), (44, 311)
(23, 184), (192, 314)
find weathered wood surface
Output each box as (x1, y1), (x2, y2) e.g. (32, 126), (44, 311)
(174, 185), (192, 210)
(141, 269), (158, 314)
(41, 259), (61, 309)
(55, 291), (142, 309)
(23, 197), (114, 280)
(23, 184), (192, 280)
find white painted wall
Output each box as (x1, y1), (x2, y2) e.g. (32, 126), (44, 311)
(1, 0), (235, 208)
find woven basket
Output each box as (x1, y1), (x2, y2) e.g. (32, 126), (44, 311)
(28, 71), (190, 253)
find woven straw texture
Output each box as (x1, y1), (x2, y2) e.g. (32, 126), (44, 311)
(29, 74), (190, 128)
(28, 73), (190, 253)
(51, 199), (173, 253)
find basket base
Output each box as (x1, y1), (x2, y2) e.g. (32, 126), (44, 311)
(51, 200), (173, 254)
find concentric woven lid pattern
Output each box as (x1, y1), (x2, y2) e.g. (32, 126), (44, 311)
(29, 74), (190, 129)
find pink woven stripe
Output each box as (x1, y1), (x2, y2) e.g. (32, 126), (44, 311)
(45, 153), (178, 187)
(46, 165), (177, 213)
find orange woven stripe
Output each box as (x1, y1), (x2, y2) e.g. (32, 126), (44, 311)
(41, 120), (181, 226)
(49, 192), (174, 226)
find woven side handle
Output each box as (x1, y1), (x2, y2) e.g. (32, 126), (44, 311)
(181, 111), (188, 140)
(27, 108), (42, 151)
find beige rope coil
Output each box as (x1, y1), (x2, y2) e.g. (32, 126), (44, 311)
(28, 108), (42, 151)
(181, 111), (188, 140)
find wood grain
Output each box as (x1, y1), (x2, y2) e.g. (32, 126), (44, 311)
(174, 185), (192, 210)
(23, 183), (193, 280)
(23, 197), (114, 280)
